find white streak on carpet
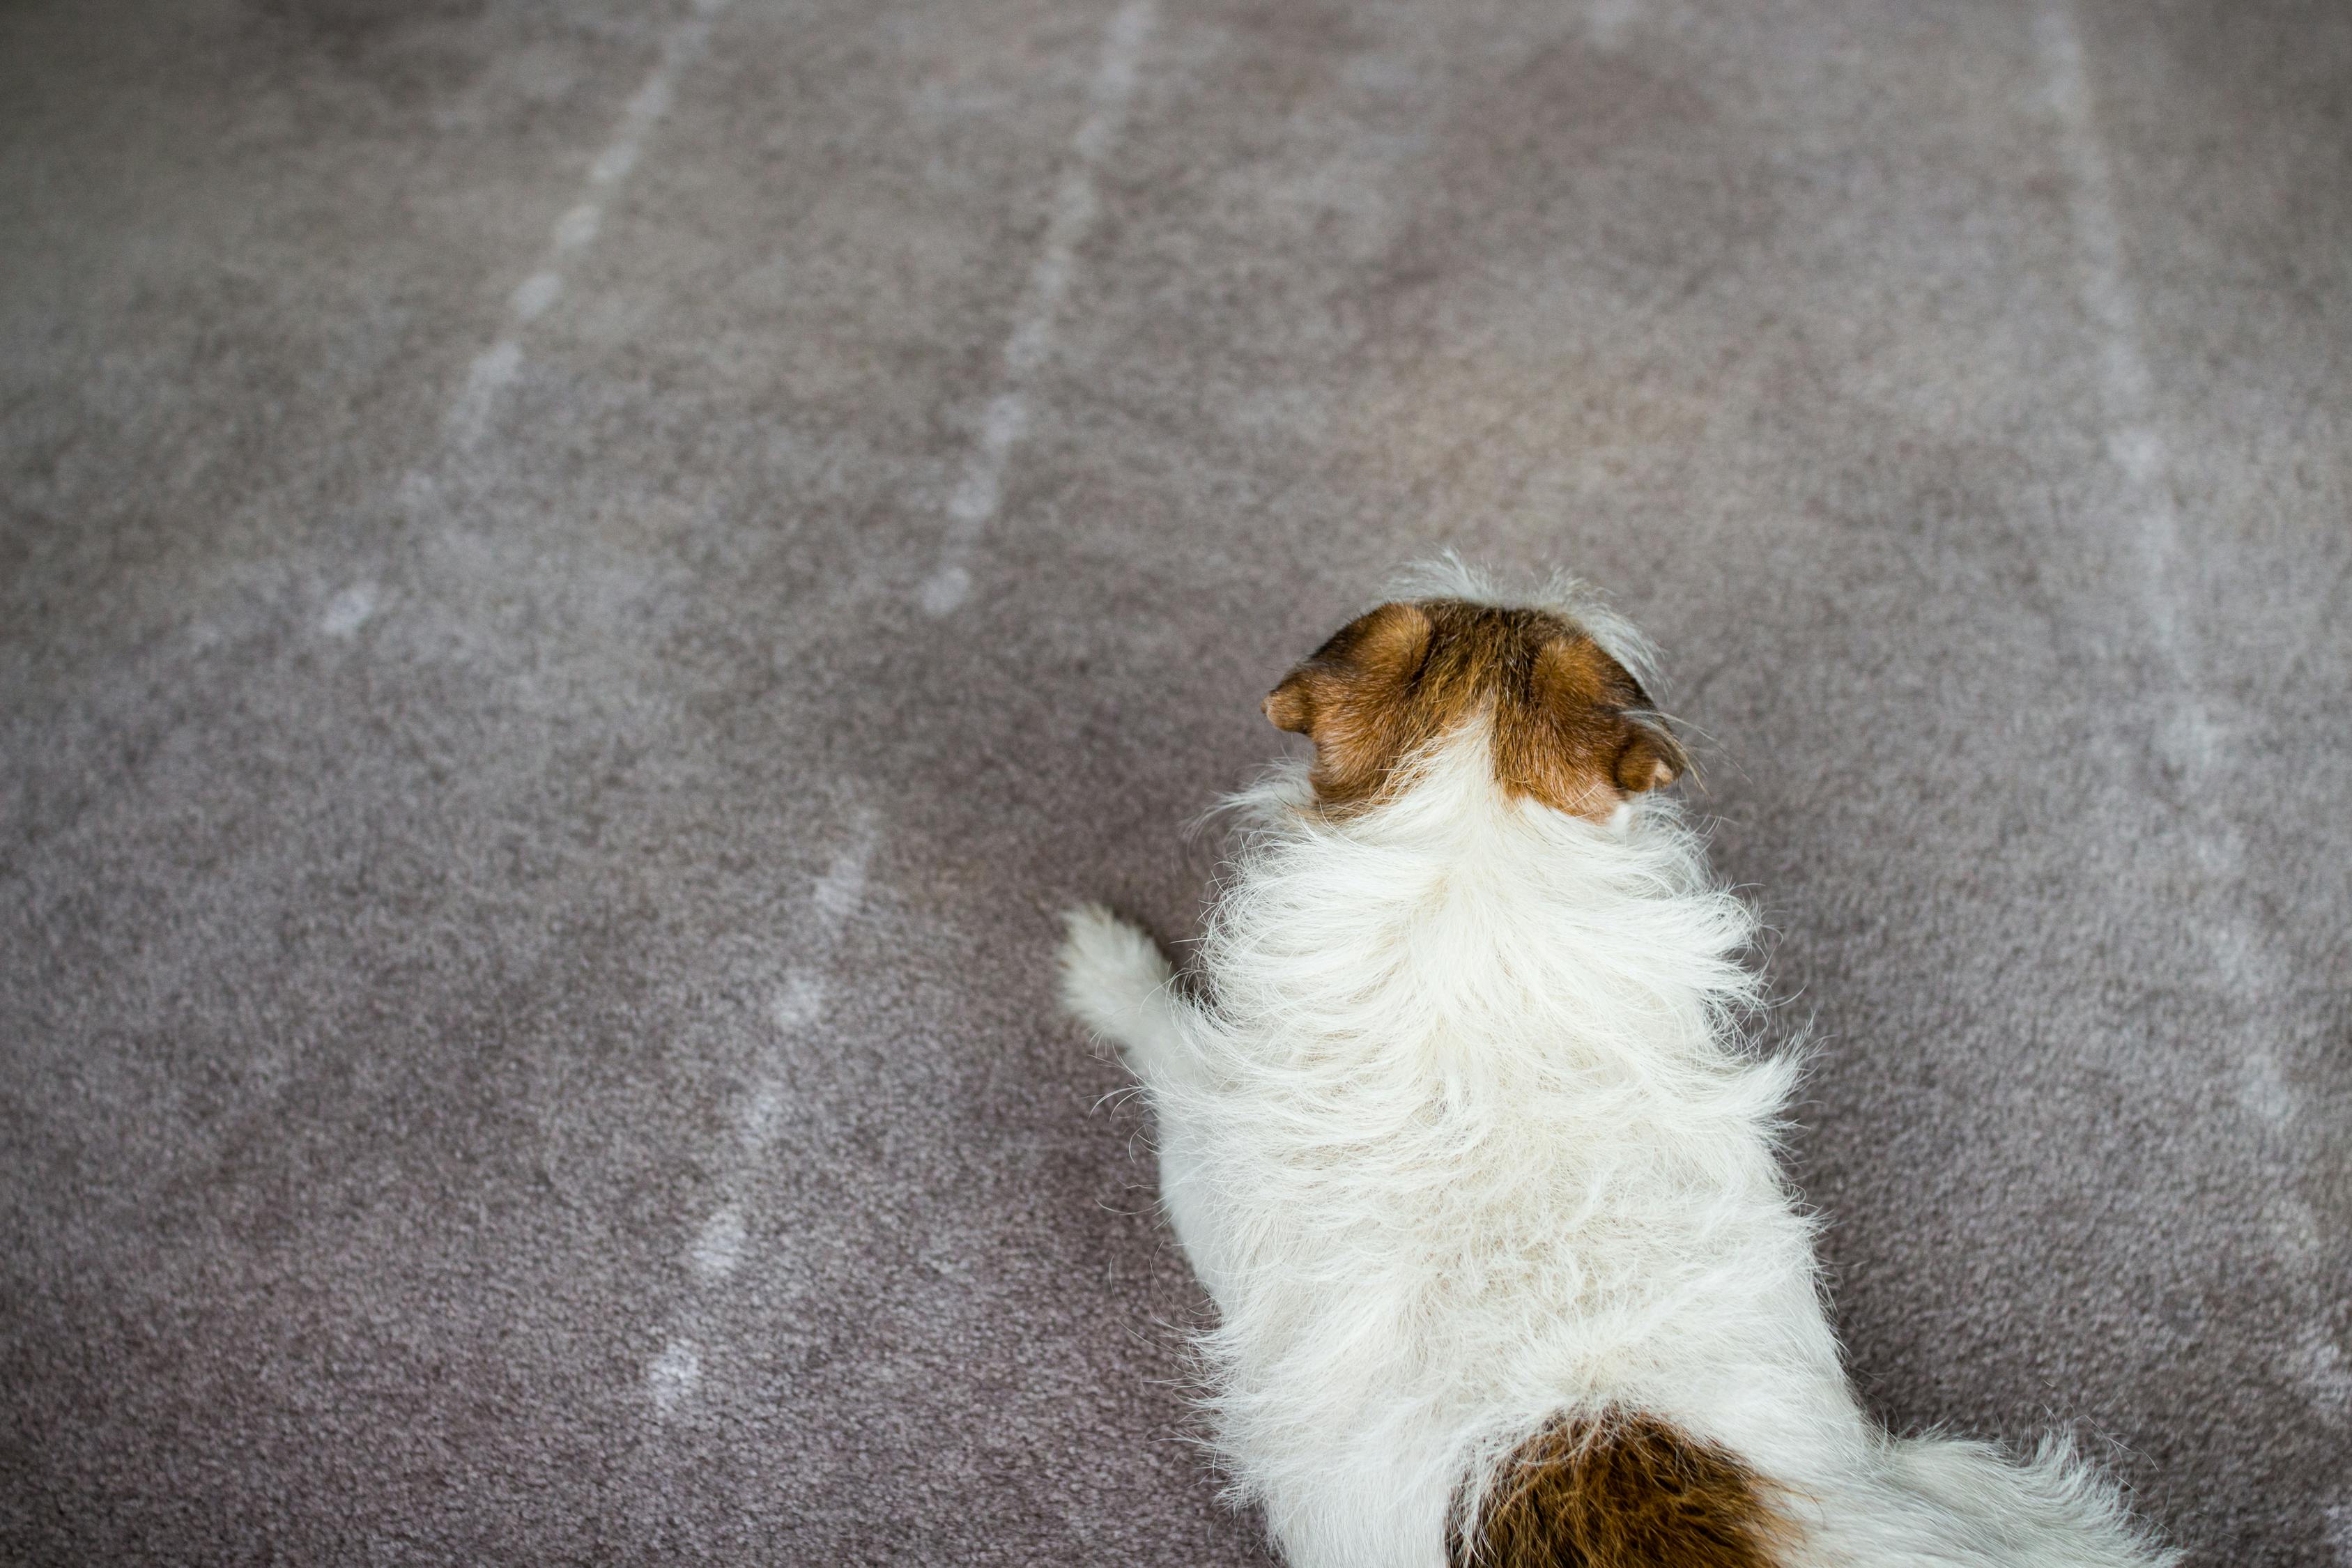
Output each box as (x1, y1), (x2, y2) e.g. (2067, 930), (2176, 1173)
(552, 202), (602, 252)
(646, 1339), (702, 1413)
(647, 810), (888, 1414)
(770, 969), (830, 1032)
(446, 0), (733, 445)
(920, 0), (1156, 616)
(810, 824), (877, 937)
(2037, 1), (2180, 647)
(509, 270), (565, 323)
(447, 339), (525, 443)
(690, 1204), (748, 1279)
(2042, 0), (2330, 1432)
(319, 583), (380, 638)
(736, 1081), (785, 1151)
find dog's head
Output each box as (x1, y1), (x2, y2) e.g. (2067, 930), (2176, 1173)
(1263, 599), (1684, 821)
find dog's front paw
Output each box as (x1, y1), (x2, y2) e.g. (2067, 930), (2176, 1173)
(1056, 903), (1174, 1040)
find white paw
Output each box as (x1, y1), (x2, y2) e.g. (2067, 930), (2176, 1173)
(1056, 903), (1174, 1038)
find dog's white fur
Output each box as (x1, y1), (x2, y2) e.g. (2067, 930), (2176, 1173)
(1059, 561), (2173, 1568)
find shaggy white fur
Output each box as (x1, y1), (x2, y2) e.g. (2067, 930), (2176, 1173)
(1058, 564), (2175, 1568)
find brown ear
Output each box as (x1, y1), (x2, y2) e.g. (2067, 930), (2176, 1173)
(1613, 725), (1686, 793)
(1262, 602), (1435, 804)
(1506, 634), (1685, 817)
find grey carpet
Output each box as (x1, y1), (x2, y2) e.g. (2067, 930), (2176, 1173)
(3, 0), (2347, 1562)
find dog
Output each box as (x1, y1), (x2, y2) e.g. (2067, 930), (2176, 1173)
(1058, 560), (2174, 1568)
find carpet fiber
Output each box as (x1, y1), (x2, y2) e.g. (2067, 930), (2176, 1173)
(3, 0), (2347, 1562)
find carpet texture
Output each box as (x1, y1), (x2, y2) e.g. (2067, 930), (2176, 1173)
(3, 0), (2348, 1562)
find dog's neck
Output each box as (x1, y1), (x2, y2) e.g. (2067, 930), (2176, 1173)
(1210, 730), (1761, 1092)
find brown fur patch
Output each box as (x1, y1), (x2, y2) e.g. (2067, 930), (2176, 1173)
(1263, 600), (1685, 820)
(1452, 1413), (1792, 1568)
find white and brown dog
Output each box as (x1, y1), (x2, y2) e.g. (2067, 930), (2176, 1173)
(1059, 560), (2174, 1568)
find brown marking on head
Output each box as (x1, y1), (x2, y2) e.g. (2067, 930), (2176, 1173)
(1263, 599), (1685, 820)
(1451, 1412), (1794, 1568)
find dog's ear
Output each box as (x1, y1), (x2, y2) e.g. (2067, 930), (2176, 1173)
(1507, 632), (1686, 816)
(1263, 601), (1435, 801)
(1611, 723), (1685, 794)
